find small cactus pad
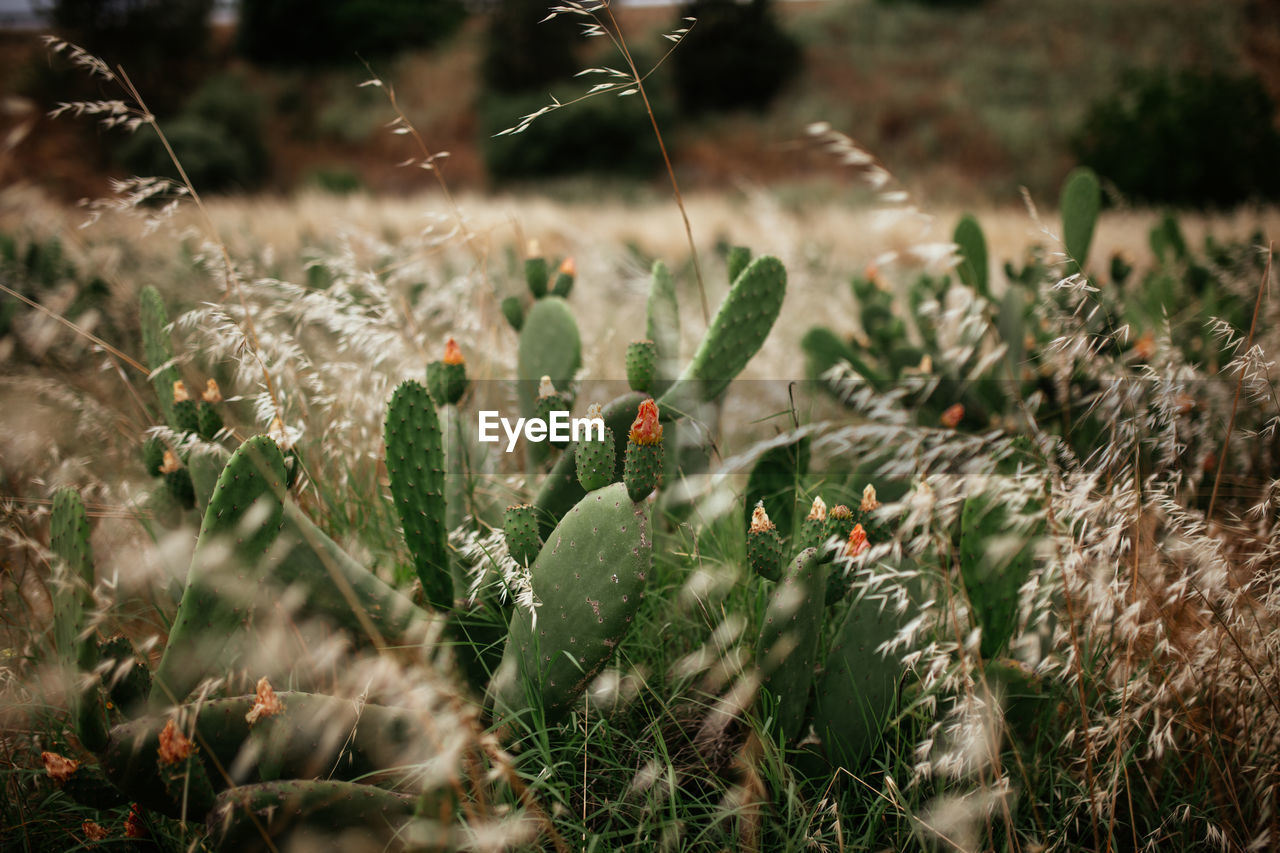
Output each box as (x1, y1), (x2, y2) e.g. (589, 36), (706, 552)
(501, 295), (525, 331)
(959, 481), (1041, 659)
(623, 400), (663, 502)
(384, 380), (451, 610)
(625, 340), (658, 393)
(757, 547), (828, 740)
(726, 245), (751, 283)
(797, 496), (828, 552)
(426, 337), (469, 405)
(646, 260), (680, 391)
(551, 256), (575, 298)
(488, 483), (652, 726)
(142, 436), (166, 477)
(208, 780), (415, 852)
(139, 286), (180, 428)
(574, 405), (616, 492)
(197, 401), (223, 441)
(525, 256), (549, 298)
(174, 398), (200, 435)
(746, 503), (785, 582)
(504, 504), (542, 567)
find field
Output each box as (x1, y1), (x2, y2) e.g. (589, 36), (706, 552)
(4, 2), (1280, 851)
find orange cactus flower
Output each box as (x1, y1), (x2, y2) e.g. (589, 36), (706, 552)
(172, 381), (189, 403)
(157, 719), (194, 766)
(860, 484), (880, 513)
(750, 503), (775, 533)
(125, 804), (147, 839)
(42, 751), (79, 783)
(629, 399), (663, 445)
(845, 523), (869, 557)
(558, 256), (576, 277)
(806, 496), (827, 521)
(201, 379), (222, 403)
(443, 337), (464, 366)
(941, 403), (964, 429)
(82, 820), (109, 842)
(245, 676), (286, 725)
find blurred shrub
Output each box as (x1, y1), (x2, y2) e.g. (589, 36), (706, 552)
(481, 0), (582, 94)
(670, 0), (801, 114)
(237, 0), (466, 66)
(306, 167), (363, 194)
(479, 89), (667, 181)
(1073, 69), (1280, 207)
(117, 73), (269, 192)
(873, 0), (984, 7)
(41, 0), (213, 112)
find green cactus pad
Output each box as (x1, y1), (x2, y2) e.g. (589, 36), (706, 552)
(811, 571), (911, 768)
(489, 483), (652, 726)
(953, 213), (989, 298)
(159, 746), (216, 818)
(551, 265), (574, 298)
(208, 780), (415, 852)
(501, 296), (525, 331)
(139, 286), (180, 429)
(384, 379), (451, 610)
(532, 392), (646, 538)
(757, 548), (827, 740)
(50, 487), (108, 752)
(726, 245), (751, 284)
(1061, 166), (1100, 273)
(659, 255), (786, 416)
(142, 436), (166, 477)
(959, 482), (1041, 659)
(197, 402), (223, 441)
(574, 426), (616, 492)
(427, 359), (468, 406)
(504, 504), (541, 567)
(623, 440), (662, 503)
(517, 297), (581, 421)
(98, 636), (150, 716)
(104, 691), (434, 818)
(151, 436), (287, 708)
(525, 256), (549, 298)
(646, 260), (680, 392)
(625, 340), (657, 393)
(533, 390), (573, 449)
(164, 467), (196, 510)
(746, 513), (785, 582)
(188, 443), (231, 518)
(53, 761), (128, 811)
(174, 399), (200, 435)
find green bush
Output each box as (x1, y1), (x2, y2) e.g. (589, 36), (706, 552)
(479, 89), (667, 181)
(480, 0), (582, 95)
(117, 73), (268, 193)
(1073, 69), (1280, 208)
(237, 0), (467, 66)
(670, 0), (801, 114)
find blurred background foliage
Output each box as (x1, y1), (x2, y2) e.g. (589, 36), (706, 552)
(2, 0), (1276, 207)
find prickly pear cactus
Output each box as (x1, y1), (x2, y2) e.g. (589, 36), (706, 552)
(646, 260), (680, 392)
(504, 504), (541, 567)
(551, 256), (575, 298)
(1061, 166), (1100, 273)
(743, 435), (810, 543)
(796, 496), (828, 552)
(517, 297), (581, 429)
(384, 379), (451, 609)
(726, 245), (751, 284)
(488, 482), (652, 726)
(746, 503), (784, 582)
(533, 376), (573, 449)
(623, 399), (663, 502)
(659, 255), (786, 415)
(574, 403), (615, 492)
(959, 478), (1042, 659)
(151, 435), (287, 707)
(954, 213), (989, 299)
(140, 286), (181, 429)
(50, 487), (108, 752)
(427, 337), (469, 406)
(811, 563), (912, 768)
(756, 547), (827, 740)
(532, 391), (646, 538)
(501, 296), (525, 331)
(525, 255), (549, 299)
(625, 340), (657, 394)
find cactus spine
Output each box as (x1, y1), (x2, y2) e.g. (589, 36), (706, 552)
(384, 379), (451, 609)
